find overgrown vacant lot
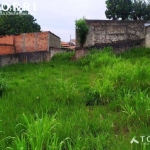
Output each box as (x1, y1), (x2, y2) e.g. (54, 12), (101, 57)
(1, 47), (150, 150)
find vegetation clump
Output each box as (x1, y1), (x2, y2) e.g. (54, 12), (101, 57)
(75, 17), (89, 48)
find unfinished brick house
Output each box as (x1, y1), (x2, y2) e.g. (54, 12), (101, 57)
(0, 31), (61, 66)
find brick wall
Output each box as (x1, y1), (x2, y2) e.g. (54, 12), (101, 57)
(14, 32), (49, 53)
(0, 36), (15, 55)
(0, 32), (50, 54)
(0, 35), (14, 45)
(0, 31), (61, 66)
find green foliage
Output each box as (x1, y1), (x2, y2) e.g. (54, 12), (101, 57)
(75, 17), (89, 48)
(5, 114), (66, 150)
(131, 0), (148, 20)
(51, 52), (75, 62)
(0, 5), (41, 36)
(1, 48), (150, 149)
(105, 0), (118, 20)
(147, 2), (150, 20)
(105, 0), (132, 20)
(105, 0), (150, 20)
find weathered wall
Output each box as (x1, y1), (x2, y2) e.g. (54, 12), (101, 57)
(0, 46), (15, 55)
(0, 54), (18, 67)
(75, 49), (86, 59)
(76, 20), (146, 49)
(146, 25), (150, 34)
(49, 32), (61, 48)
(145, 26), (150, 48)
(0, 51), (51, 67)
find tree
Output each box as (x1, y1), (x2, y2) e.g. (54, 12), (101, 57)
(105, 0), (132, 20)
(131, 0), (147, 20)
(105, 0), (119, 20)
(75, 17), (89, 48)
(0, 5), (41, 36)
(105, 0), (150, 20)
(147, 2), (150, 20)
(117, 0), (133, 20)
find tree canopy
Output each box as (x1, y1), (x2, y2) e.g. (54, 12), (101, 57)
(0, 5), (41, 36)
(105, 0), (150, 20)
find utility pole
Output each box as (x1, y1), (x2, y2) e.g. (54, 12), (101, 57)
(70, 34), (71, 48)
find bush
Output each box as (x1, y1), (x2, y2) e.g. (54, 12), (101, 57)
(75, 17), (89, 48)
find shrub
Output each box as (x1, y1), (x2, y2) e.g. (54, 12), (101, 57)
(75, 17), (89, 48)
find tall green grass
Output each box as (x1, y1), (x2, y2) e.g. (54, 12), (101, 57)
(1, 47), (150, 149)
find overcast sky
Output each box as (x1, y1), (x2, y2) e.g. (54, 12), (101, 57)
(1, 0), (107, 41)
(34, 0), (107, 41)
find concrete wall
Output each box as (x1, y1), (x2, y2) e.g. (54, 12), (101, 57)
(76, 20), (146, 49)
(0, 51), (51, 67)
(49, 32), (61, 48)
(145, 26), (150, 48)
(75, 49), (86, 59)
(0, 54), (18, 67)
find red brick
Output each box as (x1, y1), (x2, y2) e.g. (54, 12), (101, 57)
(0, 46), (15, 55)
(0, 36), (14, 45)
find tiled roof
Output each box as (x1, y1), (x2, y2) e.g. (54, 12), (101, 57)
(61, 42), (70, 47)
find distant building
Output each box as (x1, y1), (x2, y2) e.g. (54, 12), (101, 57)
(69, 39), (76, 46)
(61, 42), (70, 49)
(61, 41), (75, 50)
(68, 39), (76, 50)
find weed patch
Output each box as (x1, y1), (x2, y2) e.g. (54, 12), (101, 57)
(1, 48), (150, 149)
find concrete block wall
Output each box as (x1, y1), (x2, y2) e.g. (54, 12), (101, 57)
(145, 26), (150, 48)
(75, 20), (150, 59)
(76, 20), (146, 49)
(0, 54), (18, 67)
(49, 32), (61, 48)
(75, 49), (86, 59)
